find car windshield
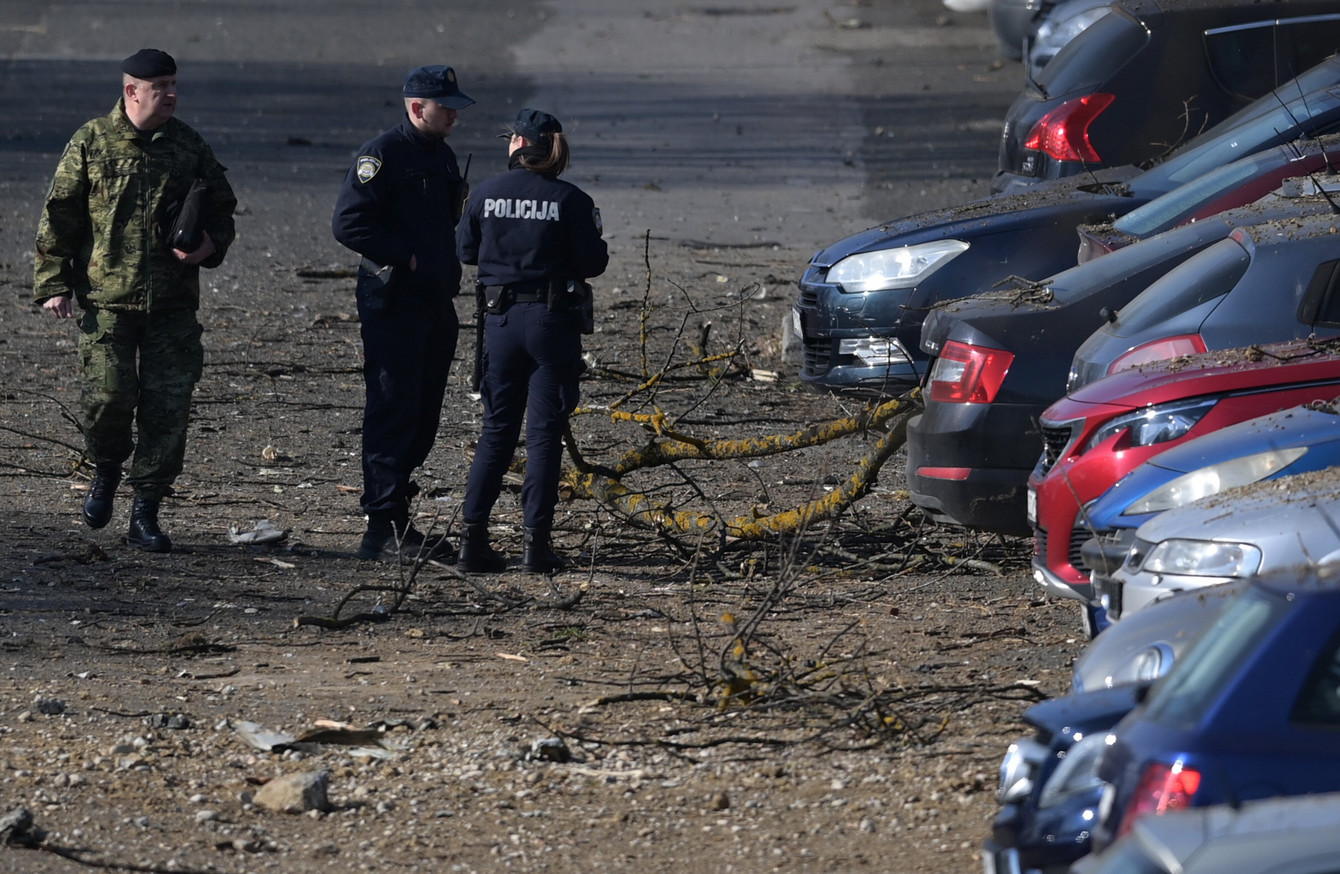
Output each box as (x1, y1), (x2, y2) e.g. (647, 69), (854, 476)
(1113, 151), (1282, 238)
(1142, 586), (1289, 728)
(1136, 62), (1340, 192)
(1109, 236), (1250, 331)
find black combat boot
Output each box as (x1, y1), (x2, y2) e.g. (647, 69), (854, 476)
(522, 525), (567, 574)
(458, 522), (506, 573)
(82, 464), (121, 530)
(359, 514), (456, 564)
(127, 497), (172, 553)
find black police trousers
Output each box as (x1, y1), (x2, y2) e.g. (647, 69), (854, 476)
(463, 301), (582, 530)
(358, 291), (459, 522)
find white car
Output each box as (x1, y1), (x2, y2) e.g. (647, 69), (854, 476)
(1109, 467), (1340, 617)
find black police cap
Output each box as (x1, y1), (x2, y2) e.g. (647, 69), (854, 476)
(122, 49), (176, 79)
(403, 65), (475, 110)
(504, 108), (562, 143)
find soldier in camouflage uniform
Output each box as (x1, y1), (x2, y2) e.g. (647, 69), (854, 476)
(34, 49), (237, 553)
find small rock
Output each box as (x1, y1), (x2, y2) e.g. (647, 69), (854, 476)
(710, 790), (730, 811)
(252, 771), (332, 814)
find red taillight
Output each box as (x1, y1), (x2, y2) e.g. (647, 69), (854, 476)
(928, 340), (1014, 404)
(1108, 334), (1208, 376)
(1118, 762), (1202, 838)
(1023, 93), (1115, 163)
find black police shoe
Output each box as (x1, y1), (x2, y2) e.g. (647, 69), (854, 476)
(126, 498), (172, 553)
(458, 523), (507, 573)
(522, 527), (567, 574)
(357, 525), (456, 564)
(82, 465), (121, 530)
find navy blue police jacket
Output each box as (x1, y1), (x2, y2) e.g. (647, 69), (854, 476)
(332, 117), (465, 298)
(456, 166), (608, 287)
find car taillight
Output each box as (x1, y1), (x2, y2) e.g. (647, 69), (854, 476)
(1117, 761), (1202, 838)
(928, 340), (1014, 404)
(1108, 334), (1207, 376)
(1023, 92), (1115, 163)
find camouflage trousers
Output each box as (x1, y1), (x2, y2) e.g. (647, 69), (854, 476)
(77, 307), (204, 500)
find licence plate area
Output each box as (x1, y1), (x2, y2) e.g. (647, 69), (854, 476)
(1026, 487), (1037, 526)
(792, 308), (803, 340)
(982, 847), (1021, 874)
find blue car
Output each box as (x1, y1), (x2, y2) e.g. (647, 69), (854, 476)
(1079, 399), (1340, 620)
(1092, 564), (1340, 852)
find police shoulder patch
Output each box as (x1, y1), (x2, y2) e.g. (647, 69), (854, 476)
(356, 156), (382, 183)
(593, 207), (603, 236)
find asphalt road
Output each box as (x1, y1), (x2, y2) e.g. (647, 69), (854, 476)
(0, 0), (1018, 281)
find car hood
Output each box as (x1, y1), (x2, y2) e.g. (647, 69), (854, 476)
(1132, 466), (1340, 560)
(807, 169), (1140, 268)
(1047, 339), (1340, 423)
(1022, 683), (1146, 736)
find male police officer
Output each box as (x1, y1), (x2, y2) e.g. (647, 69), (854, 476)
(35, 48), (237, 553)
(332, 65), (473, 563)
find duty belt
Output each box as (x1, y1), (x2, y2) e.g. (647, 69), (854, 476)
(485, 282), (547, 303)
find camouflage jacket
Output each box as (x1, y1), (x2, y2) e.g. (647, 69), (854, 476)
(33, 99), (237, 312)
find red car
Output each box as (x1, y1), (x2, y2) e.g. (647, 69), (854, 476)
(1027, 339), (1340, 630)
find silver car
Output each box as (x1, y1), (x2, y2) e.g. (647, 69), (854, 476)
(1110, 467), (1340, 617)
(1071, 791), (1340, 874)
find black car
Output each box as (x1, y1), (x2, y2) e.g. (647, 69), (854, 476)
(906, 144), (1340, 537)
(794, 55), (1340, 399)
(1069, 207), (1340, 392)
(994, 0), (1340, 194)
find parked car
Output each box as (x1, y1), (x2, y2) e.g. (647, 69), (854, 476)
(987, 584), (1238, 874)
(1074, 791), (1340, 874)
(1028, 339), (1340, 619)
(1099, 463), (1340, 625)
(794, 55), (1340, 398)
(1068, 207), (1340, 392)
(994, 0), (1340, 193)
(906, 151), (1340, 536)
(1080, 399), (1340, 615)
(987, 683), (1144, 874)
(1091, 563), (1340, 852)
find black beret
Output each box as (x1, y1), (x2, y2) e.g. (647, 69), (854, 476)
(122, 49), (176, 79)
(402, 65), (474, 110)
(508, 108), (562, 143)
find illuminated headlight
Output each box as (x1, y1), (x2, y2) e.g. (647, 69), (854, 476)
(1037, 733), (1107, 810)
(1124, 447), (1307, 515)
(1084, 398), (1216, 454)
(826, 240), (969, 293)
(1142, 539), (1262, 578)
(837, 337), (912, 367)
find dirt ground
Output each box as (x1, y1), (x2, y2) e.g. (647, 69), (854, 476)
(1, 233), (1084, 874)
(0, 3), (1090, 873)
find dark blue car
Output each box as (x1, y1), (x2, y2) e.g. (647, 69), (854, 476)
(793, 55), (1340, 399)
(1092, 564), (1340, 852)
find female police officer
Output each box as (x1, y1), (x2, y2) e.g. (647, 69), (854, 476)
(455, 108), (608, 573)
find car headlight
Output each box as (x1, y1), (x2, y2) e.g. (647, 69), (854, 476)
(826, 240), (969, 293)
(1084, 398), (1216, 454)
(998, 737), (1048, 803)
(1037, 732), (1108, 810)
(1123, 447), (1308, 515)
(1142, 539), (1262, 578)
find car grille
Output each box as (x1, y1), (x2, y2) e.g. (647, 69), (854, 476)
(1038, 422), (1077, 477)
(1069, 523), (1089, 574)
(797, 285), (820, 308)
(802, 339), (830, 377)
